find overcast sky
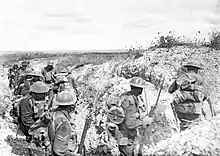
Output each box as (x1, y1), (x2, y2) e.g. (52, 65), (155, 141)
(0, 0), (219, 51)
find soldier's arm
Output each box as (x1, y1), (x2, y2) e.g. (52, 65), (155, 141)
(168, 80), (177, 94)
(53, 120), (78, 156)
(20, 82), (30, 96)
(124, 101), (143, 129)
(20, 99), (35, 128)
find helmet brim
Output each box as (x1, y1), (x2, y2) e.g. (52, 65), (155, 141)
(55, 73), (68, 77)
(183, 65), (202, 69)
(130, 84), (145, 88)
(26, 73), (43, 77)
(55, 98), (76, 106)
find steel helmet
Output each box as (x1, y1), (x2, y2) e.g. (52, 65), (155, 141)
(13, 64), (18, 69)
(21, 61), (29, 66)
(60, 68), (69, 73)
(55, 68), (69, 77)
(30, 81), (50, 93)
(47, 60), (54, 66)
(56, 75), (68, 84)
(22, 67), (34, 76)
(28, 71), (44, 77)
(129, 77), (146, 88)
(183, 61), (202, 69)
(55, 91), (77, 106)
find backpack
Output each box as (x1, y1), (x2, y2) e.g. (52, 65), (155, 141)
(107, 96), (125, 125)
(173, 73), (206, 114)
(107, 94), (139, 146)
(174, 72), (205, 103)
(107, 94), (138, 125)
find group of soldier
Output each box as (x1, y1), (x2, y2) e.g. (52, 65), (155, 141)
(7, 59), (209, 156)
(8, 60), (80, 156)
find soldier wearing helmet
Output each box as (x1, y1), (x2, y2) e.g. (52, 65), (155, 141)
(47, 91), (81, 156)
(7, 64), (20, 89)
(19, 60), (30, 73)
(14, 67), (34, 96)
(41, 60), (57, 85)
(54, 68), (78, 96)
(109, 77), (153, 156)
(14, 68), (43, 96)
(18, 81), (50, 142)
(168, 60), (208, 131)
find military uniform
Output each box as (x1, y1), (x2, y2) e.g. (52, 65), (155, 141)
(168, 61), (208, 131)
(117, 91), (143, 156)
(19, 94), (37, 141)
(8, 68), (15, 89)
(48, 109), (77, 156)
(107, 77), (152, 156)
(14, 68), (40, 96)
(47, 91), (80, 156)
(55, 75), (78, 94)
(18, 82), (50, 142)
(41, 61), (57, 85)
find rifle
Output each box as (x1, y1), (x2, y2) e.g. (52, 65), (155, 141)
(138, 77), (165, 156)
(78, 85), (112, 155)
(77, 115), (92, 155)
(170, 102), (180, 131)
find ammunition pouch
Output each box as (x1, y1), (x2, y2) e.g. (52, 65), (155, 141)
(173, 86), (205, 104)
(106, 123), (129, 145)
(68, 132), (78, 152)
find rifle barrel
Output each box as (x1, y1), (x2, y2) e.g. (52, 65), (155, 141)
(149, 77), (165, 117)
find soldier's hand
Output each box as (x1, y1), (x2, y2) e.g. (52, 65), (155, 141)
(142, 116), (153, 128)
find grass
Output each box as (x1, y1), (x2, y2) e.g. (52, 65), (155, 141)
(56, 52), (129, 71)
(148, 30), (220, 50)
(206, 29), (220, 50)
(2, 51), (129, 69)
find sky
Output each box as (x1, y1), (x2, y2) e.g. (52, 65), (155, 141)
(0, 0), (219, 51)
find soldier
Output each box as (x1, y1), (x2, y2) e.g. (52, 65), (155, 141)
(12, 64), (20, 87)
(107, 77), (153, 156)
(8, 67), (15, 89)
(47, 91), (81, 156)
(168, 61), (208, 131)
(54, 68), (78, 95)
(21, 71), (45, 96)
(18, 81), (50, 142)
(19, 61), (30, 73)
(41, 60), (57, 85)
(14, 67), (34, 96)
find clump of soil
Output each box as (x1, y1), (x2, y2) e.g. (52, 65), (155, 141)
(144, 115), (220, 156)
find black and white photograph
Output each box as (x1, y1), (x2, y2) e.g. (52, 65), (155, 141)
(0, 0), (220, 156)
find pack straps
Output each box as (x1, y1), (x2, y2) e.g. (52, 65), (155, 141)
(50, 111), (73, 142)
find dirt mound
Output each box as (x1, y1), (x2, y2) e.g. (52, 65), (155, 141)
(144, 115), (220, 156)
